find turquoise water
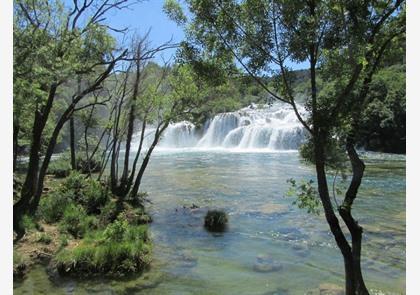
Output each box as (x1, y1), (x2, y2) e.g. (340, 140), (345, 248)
(14, 151), (405, 294)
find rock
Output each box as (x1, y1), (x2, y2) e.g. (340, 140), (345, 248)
(291, 243), (310, 257)
(319, 283), (344, 295)
(253, 254), (283, 273)
(243, 203), (288, 216)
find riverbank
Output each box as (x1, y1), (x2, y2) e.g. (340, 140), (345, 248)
(13, 171), (153, 283)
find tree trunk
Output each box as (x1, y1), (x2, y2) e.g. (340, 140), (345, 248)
(13, 122), (20, 171)
(14, 84), (58, 236)
(338, 136), (369, 295)
(69, 116), (76, 169)
(129, 121), (169, 199)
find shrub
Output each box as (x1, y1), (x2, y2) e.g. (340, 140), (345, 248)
(79, 179), (109, 214)
(102, 218), (129, 242)
(37, 233), (52, 245)
(47, 157), (71, 178)
(76, 158), (102, 174)
(62, 171), (85, 199)
(99, 201), (119, 224)
(60, 171), (109, 214)
(39, 191), (71, 223)
(204, 210), (228, 232)
(19, 215), (40, 232)
(59, 204), (90, 238)
(59, 235), (69, 248)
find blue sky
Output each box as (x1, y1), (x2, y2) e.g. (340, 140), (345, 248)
(107, 0), (184, 63)
(68, 0), (308, 70)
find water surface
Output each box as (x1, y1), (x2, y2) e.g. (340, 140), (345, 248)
(14, 151), (405, 294)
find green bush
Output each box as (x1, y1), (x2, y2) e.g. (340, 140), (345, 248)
(79, 179), (109, 214)
(204, 210), (228, 232)
(62, 171), (85, 198)
(37, 233), (52, 244)
(76, 157), (102, 174)
(47, 156), (71, 178)
(99, 200), (119, 224)
(59, 204), (90, 238)
(102, 218), (129, 242)
(39, 191), (71, 223)
(19, 215), (40, 232)
(60, 171), (109, 214)
(59, 235), (69, 248)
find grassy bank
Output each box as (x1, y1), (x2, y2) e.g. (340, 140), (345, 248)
(13, 169), (152, 281)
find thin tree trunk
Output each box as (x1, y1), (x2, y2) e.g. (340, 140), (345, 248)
(129, 121), (169, 199)
(13, 121), (20, 171)
(69, 116), (76, 169)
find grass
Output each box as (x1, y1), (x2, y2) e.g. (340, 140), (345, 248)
(14, 170), (153, 279)
(55, 221), (151, 276)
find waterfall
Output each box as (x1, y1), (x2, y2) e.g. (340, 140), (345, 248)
(134, 102), (308, 152)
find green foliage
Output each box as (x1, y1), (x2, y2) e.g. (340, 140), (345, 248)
(99, 200), (119, 224)
(204, 210), (228, 232)
(19, 215), (38, 232)
(47, 153), (72, 178)
(14, 0), (117, 157)
(357, 65), (405, 153)
(299, 136), (348, 172)
(36, 233), (52, 245)
(39, 190), (71, 223)
(55, 223), (150, 276)
(59, 204), (93, 238)
(285, 179), (321, 215)
(102, 218), (129, 242)
(59, 235), (69, 248)
(164, 0), (187, 25)
(80, 178), (109, 214)
(61, 171), (109, 214)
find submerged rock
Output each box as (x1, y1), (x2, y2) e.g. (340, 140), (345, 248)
(319, 283), (344, 295)
(253, 254), (283, 273)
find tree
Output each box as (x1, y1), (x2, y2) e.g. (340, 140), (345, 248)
(165, 0), (405, 294)
(106, 34), (234, 202)
(13, 0), (135, 238)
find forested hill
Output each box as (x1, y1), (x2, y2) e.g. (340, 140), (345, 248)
(288, 65), (405, 154)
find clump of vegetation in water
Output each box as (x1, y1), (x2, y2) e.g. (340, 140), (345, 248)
(54, 215), (151, 277)
(204, 210), (228, 232)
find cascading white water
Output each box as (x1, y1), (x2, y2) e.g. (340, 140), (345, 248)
(159, 121), (198, 148)
(153, 102), (308, 151)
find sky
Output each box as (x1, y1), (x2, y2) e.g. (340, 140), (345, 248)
(106, 0), (185, 63)
(67, 0), (309, 70)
